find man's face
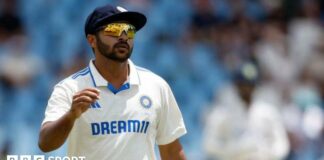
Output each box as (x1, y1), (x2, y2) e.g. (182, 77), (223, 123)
(94, 28), (134, 62)
(236, 81), (255, 104)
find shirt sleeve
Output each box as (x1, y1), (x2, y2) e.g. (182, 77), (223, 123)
(156, 82), (187, 145)
(41, 82), (73, 125)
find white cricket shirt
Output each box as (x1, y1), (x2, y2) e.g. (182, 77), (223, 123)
(42, 60), (187, 160)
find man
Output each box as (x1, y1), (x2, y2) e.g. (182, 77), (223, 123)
(203, 62), (289, 160)
(38, 4), (187, 160)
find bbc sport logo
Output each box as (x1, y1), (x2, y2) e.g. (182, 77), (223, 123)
(6, 155), (86, 160)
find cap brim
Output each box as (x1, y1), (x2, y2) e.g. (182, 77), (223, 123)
(97, 12), (147, 31)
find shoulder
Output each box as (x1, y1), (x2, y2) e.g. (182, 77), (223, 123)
(54, 67), (90, 92)
(251, 100), (281, 119)
(252, 101), (278, 112)
(70, 66), (90, 79)
(135, 66), (170, 88)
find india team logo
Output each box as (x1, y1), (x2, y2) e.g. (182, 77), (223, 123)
(140, 95), (152, 109)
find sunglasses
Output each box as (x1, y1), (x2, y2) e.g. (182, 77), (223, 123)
(100, 23), (136, 39)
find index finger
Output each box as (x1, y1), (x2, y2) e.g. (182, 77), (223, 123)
(83, 88), (100, 94)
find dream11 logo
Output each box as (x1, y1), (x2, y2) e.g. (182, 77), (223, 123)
(7, 155), (86, 160)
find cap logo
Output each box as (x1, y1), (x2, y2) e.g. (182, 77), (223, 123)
(117, 6), (127, 12)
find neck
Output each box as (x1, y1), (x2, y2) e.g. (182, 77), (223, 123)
(94, 57), (128, 89)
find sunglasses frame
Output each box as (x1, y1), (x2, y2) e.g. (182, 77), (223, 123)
(99, 23), (136, 39)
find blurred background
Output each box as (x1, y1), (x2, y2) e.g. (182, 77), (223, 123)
(0, 0), (323, 159)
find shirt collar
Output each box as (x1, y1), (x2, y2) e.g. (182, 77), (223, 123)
(88, 59), (140, 87)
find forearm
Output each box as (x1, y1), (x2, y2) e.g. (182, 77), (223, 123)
(38, 111), (77, 152)
(159, 140), (186, 160)
(160, 149), (186, 160)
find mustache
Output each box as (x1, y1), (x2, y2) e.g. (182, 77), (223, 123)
(114, 41), (130, 49)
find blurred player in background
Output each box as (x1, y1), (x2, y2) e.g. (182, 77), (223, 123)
(38, 4), (187, 160)
(203, 62), (289, 160)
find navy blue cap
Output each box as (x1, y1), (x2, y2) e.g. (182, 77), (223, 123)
(233, 62), (259, 84)
(84, 4), (147, 36)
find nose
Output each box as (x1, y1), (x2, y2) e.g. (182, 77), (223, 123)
(118, 31), (128, 41)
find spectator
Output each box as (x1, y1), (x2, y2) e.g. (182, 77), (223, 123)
(0, 35), (43, 89)
(203, 62), (289, 160)
(0, 0), (23, 42)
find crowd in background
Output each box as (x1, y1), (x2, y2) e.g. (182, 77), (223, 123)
(0, 0), (323, 159)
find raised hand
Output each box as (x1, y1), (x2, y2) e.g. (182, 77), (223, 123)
(69, 88), (100, 118)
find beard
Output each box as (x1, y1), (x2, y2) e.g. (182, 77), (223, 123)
(96, 36), (133, 62)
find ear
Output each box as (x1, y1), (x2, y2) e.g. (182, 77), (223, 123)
(87, 34), (97, 48)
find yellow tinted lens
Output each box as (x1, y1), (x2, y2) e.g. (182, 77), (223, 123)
(103, 23), (136, 38)
(127, 25), (135, 39)
(103, 24), (123, 37)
